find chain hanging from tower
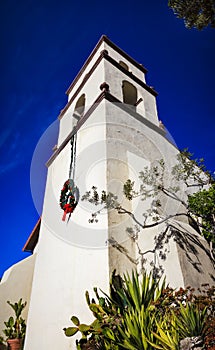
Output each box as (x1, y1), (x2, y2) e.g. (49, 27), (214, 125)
(59, 132), (79, 222)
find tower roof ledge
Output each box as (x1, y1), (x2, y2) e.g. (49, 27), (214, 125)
(66, 35), (148, 96)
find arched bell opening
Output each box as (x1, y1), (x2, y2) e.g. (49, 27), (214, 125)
(73, 94), (86, 119)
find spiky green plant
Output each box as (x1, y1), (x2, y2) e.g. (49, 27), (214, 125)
(64, 270), (167, 349)
(148, 316), (180, 350)
(176, 302), (208, 338)
(116, 306), (157, 350)
(116, 270), (165, 312)
(63, 271), (212, 350)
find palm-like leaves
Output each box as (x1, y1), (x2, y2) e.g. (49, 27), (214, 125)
(176, 302), (208, 338)
(64, 270), (210, 350)
(149, 317), (180, 350)
(117, 306), (157, 350)
(112, 270), (165, 312)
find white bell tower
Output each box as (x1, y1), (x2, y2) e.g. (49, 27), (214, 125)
(22, 36), (214, 350)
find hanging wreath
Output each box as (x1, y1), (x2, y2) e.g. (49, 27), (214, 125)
(59, 134), (79, 222)
(60, 179), (78, 221)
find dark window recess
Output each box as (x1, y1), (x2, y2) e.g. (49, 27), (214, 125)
(119, 60), (129, 71)
(73, 94), (86, 119)
(122, 81), (137, 111)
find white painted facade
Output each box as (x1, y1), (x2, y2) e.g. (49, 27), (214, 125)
(0, 255), (36, 346)
(0, 36), (214, 350)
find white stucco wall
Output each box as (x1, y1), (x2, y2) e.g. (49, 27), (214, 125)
(0, 255), (36, 339)
(58, 61), (105, 146)
(103, 41), (146, 82)
(104, 100), (214, 289)
(104, 59), (158, 125)
(24, 227), (109, 350)
(67, 41), (105, 101)
(103, 101), (185, 287)
(24, 103), (110, 350)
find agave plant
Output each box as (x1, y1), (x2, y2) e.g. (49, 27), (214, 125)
(116, 305), (158, 350)
(146, 301), (208, 350)
(115, 270), (166, 312)
(149, 317), (180, 350)
(63, 270), (168, 349)
(176, 302), (208, 338)
(63, 271), (212, 350)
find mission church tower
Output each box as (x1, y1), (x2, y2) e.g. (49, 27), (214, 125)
(0, 36), (214, 350)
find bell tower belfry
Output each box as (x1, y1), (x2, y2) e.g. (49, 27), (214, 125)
(22, 36), (214, 350)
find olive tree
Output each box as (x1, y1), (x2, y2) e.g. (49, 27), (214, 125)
(168, 0), (215, 30)
(82, 150), (215, 276)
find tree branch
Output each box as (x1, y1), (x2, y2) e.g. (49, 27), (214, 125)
(117, 206), (188, 229)
(161, 187), (188, 208)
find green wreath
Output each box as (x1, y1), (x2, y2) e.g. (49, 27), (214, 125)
(60, 179), (78, 221)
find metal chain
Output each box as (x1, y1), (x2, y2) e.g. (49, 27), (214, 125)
(72, 133), (77, 180)
(68, 133), (77, 180)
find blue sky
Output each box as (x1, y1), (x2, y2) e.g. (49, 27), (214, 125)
(0, 0), (214, 277)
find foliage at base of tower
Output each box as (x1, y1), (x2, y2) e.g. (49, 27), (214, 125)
(63, 271), (215, 349)
(168, 0), (215, 30)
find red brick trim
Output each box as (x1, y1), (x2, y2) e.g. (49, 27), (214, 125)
(22, 218), (41, 253)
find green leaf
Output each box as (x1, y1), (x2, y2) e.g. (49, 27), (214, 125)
(90, 319), (102, 331)
(85, 290), (90, 306)
(89, 303), (104, 314)
(8, 317), (15, 327)
(79, 324), (91, 332)
(71, 316), (80, 326)
(63, 326), (78, 337)
(104, 328), (116, 341)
